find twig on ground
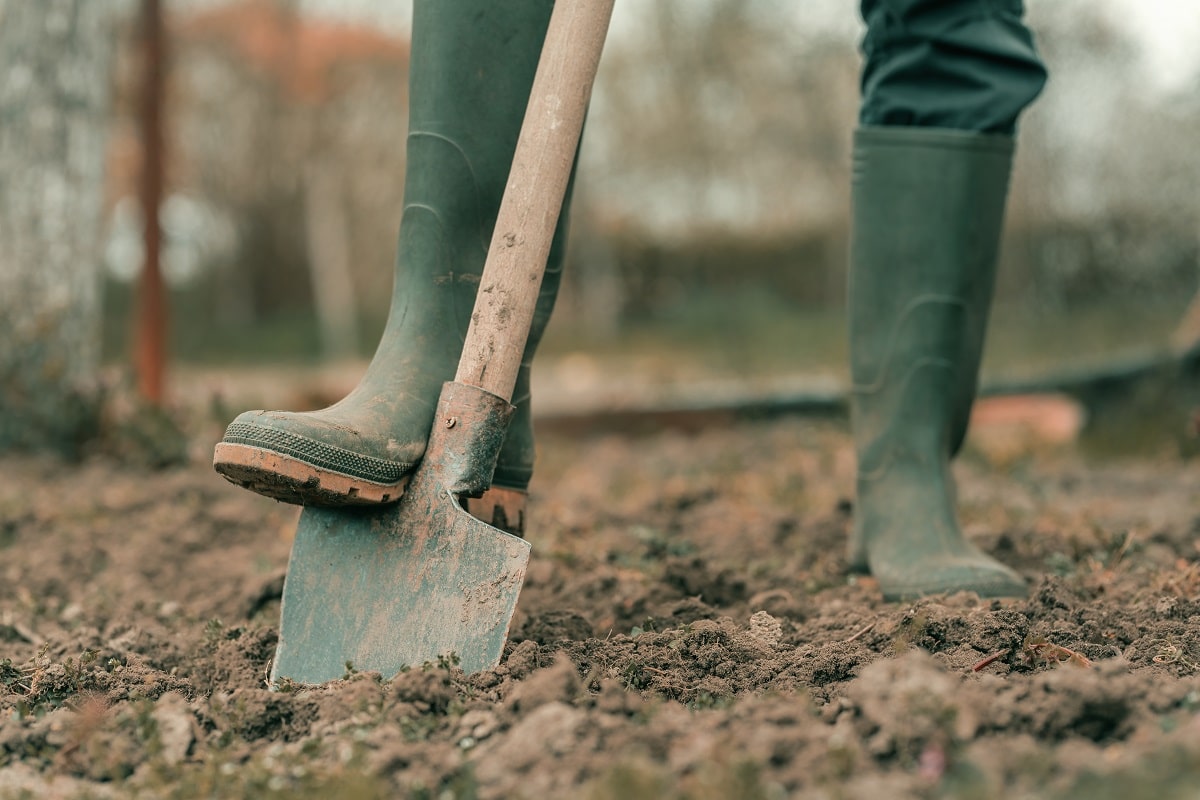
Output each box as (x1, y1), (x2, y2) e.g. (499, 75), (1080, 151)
(971, 649), (1009, 672)
(1151, 641), (1199, 673)
(846, 622), (875, 643)
(1024, 638), (1093, 669)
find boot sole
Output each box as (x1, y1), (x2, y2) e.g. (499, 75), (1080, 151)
(213, 442), (410, 507)
(878, 574), (1027, 602)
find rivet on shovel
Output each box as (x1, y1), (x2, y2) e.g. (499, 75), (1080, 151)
(445, 417), (457, 428)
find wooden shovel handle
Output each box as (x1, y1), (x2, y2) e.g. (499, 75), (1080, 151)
(454, 0), (615, 400)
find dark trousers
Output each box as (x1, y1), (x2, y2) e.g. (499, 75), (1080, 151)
(859, 0), (1048, 133)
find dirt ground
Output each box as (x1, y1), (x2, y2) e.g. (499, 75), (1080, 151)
(2, 404), (1199, 799)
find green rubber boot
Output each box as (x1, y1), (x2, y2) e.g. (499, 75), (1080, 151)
(847, 126), (1026, 601)
(214, 0), (569, 510)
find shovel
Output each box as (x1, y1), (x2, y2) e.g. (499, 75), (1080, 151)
(270, 0), (616, 684)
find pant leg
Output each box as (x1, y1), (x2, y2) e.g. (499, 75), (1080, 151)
(859, 0), (1047, 133)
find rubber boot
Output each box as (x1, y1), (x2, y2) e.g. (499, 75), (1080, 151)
(214, 0), (568, 519)
(847, 126), (1026, 601)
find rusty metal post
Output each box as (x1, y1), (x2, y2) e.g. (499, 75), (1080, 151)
(136, 0), (168, 405)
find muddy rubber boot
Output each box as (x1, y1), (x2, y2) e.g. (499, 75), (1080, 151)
(847, 126), (1026, 601)
(213, 0), (569, 519)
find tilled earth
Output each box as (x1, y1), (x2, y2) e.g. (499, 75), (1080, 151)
(1, 416), (1199, 799)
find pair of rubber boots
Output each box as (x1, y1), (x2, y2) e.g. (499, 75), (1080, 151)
(212, 2), (1024, 600)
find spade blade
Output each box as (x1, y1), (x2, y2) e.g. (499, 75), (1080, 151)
(271, 486), (529, 684)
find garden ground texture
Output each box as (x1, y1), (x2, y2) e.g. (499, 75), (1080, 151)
(1, 372), (1199, 799)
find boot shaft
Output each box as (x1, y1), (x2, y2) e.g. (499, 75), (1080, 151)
(849, 126), (1014, 466)
(399, 0), (576, 490)
(396, 0), (571, 294)
(404, 0), (554, 239)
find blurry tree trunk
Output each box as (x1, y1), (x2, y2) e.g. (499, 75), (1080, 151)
(0, 0), (115, 453)
(303, 161), (359, 359)
(137, 0), (168, 405)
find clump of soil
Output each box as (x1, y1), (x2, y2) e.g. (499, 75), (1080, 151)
(2, 417), (1199, 798)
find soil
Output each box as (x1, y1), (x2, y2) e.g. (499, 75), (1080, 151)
(2, 410), (1199, 799)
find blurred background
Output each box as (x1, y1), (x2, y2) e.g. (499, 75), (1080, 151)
(4, 0), (1200, 455)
